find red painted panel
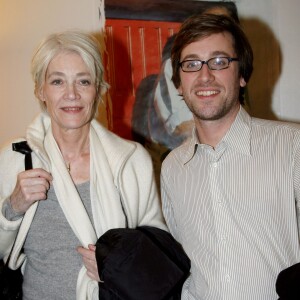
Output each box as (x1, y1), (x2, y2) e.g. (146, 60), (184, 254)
(105, 19), (181, 139)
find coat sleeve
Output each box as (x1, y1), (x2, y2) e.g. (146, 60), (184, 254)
(0, 143), (24, 258)
(116, 143), (168, 231)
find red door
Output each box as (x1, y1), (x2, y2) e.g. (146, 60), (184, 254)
(104, 19), (181, 140)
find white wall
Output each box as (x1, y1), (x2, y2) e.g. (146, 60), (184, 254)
(1, 0), (300, 146)
(275, 0), (300, 121)
(0, 0), (102, 146)
(236, 0), (300, 122)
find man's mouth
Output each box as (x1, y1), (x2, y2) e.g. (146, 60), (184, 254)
(196, 90), (219, 96)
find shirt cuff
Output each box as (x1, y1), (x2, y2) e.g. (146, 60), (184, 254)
(2, 198), (24, 221)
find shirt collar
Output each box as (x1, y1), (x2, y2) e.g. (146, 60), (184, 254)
(181, 128), (199, 164)
(222, 106), (252, 156)
(182, 106), (252, 164)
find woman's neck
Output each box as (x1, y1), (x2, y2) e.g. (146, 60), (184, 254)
(52, 125), (90, 159)
(52, 125), (91, 183)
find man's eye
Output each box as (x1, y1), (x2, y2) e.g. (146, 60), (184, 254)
(186, 61), (200, 68)
(213, 58), (226, 66)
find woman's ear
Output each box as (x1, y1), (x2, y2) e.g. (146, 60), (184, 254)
(38, 87), (46, 102)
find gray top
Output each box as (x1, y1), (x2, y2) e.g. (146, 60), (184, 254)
(18, 181), (92, 300)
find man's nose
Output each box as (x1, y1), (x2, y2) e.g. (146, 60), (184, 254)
(196, 63), (215, 83)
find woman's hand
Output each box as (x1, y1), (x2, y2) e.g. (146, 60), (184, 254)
(77, 244), (101, 282)
(10, 168), (53, 214)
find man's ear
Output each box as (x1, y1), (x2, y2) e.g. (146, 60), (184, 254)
(178, 84), (183, 96)
(240, 77), (246, 88)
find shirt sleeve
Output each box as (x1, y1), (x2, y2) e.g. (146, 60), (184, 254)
(161, 166), (180, 242)
(293, 133), (300, 233)
(2, 198), (24, 221)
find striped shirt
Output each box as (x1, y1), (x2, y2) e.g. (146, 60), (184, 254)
(161, 106), (300, 300)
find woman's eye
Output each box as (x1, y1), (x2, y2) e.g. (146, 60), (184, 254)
(80, 79), (91, 86)
(51, 79), (63, 85)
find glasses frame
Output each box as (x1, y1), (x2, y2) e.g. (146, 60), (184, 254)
(179, 57), (239, 72)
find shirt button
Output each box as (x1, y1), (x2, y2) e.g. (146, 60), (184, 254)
(212, 162), (218, 168)
(225, 274), (231, 282)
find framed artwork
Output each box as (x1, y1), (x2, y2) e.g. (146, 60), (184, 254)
(103, 0), (238, 184)
(104, 0), (238, 137)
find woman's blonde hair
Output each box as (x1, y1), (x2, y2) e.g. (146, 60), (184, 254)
(31, 30), (109, 117)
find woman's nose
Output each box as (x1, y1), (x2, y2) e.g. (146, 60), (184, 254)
(65, 83), (79, 100)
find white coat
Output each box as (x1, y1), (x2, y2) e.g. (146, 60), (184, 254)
(0, 112), (167, 299)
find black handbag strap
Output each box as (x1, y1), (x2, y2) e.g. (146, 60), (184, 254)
(5, 141), (33, 267)
(12, 141), (32, 170)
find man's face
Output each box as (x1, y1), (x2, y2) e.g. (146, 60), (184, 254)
(178, 32), (246, 123)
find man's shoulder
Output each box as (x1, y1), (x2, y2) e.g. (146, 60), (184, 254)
(162, 142), (190, 171)
(252, 117), (300, 136)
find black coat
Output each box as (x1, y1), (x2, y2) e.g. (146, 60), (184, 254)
(96, 226), (190, 300)
(276, 262), (300, 300)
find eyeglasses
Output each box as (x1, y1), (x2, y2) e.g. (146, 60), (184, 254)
(179, 57), (239, 72)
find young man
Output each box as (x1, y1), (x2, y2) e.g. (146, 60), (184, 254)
(161, 14), (300, 299)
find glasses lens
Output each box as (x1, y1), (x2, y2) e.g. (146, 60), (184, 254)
(208, 57), (229, 70)
(181, 57), (235, 72)
(181, 60), (202, 72)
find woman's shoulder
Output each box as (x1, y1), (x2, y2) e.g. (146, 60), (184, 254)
(0, 138), (26, 158)
(0, 138), (26, 193)
(92, 120), (144, 155)
(92, 121), (151, 169)
(104, 130), (151, 165)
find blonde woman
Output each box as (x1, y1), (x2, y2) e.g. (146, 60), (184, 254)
(0, 30), (166, 300)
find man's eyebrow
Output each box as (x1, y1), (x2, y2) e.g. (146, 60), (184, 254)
(211, 50), (232, 57)
(181, 51), (233, 61)
(181, 54), (199, 61)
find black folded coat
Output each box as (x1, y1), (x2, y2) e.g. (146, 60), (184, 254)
(96, 226), (191, 300)
(276, 262), (300, 300)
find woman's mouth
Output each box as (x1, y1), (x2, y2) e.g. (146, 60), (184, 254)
(61, 107), (82, 112)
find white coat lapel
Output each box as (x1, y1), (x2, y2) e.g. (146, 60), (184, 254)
(44, 129), (97, 248)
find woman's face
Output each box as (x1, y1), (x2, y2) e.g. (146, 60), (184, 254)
(39, 51), (97, 134)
